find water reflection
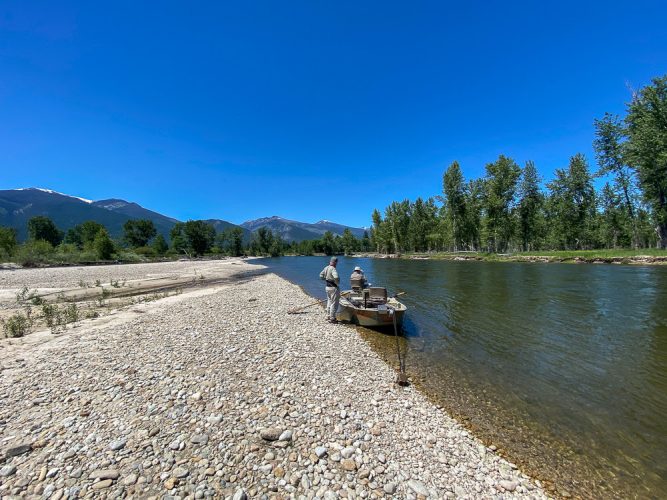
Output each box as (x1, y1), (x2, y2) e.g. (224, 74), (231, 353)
(258, 256), (667, 497)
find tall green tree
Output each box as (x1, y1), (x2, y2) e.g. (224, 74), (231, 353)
(546, 154), (597, 249)
(408, 197), (438, 252)
(593, 113), (638, 247)
(384, 200), (411, 253)
(464, 179), (484, 251)
(27, 216), (63, 247)
(65, 221), (106, 249)
(0, 227), (18, 257)
(598, 183), (627, 248)
(484, 155), (521, 252)
(227, 227), (245, 257)
(341, 228), (358, 255)
(625, 75), (667, 248)
(93, 229), (115, 260)
(170, 223), (187, 253)
(371, 209), (392, 253)
(255, 227), (274, 255)
(442, 161), (467, 250)
(183, 220), (216, 256)
(123, 219), (157, 248)
(517, 161), (545, 251)
(151, 234), (168, 255)
(360, 230), (371, 252)
(321, 231), (335, 256)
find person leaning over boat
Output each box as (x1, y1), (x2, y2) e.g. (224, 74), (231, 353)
(319, 256), (340, 323)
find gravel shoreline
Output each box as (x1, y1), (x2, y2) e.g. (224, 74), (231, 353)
(0, 261), (548, 499)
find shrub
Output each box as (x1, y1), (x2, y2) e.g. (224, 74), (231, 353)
(15, 240), (54, 266)
(0, 227), (18, 257)
(134, 246), (157, 258)
(64, 303), (79, 324)
(93, 229), (115, 260)
(2, 310), (33, 338)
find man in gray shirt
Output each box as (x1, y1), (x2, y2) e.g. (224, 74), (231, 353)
(319, 256), (340, 323)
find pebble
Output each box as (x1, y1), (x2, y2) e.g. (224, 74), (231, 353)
(173, 467), (189, 478)
(500, 479), (519, 491)
(341, 458), (357, 471)
(191, 433), (209, 445)
(122, 473), (138, 485)
(0, 465), (17, 477)
(384, 482), (397, 494)
(408, 479), (430, 497)
(92, 479), (113, 489)
(232, 488), (248, 500)
(90, 469), (120, 480)
(108, 439), (126, 451)
(278, 430), (293, 441)
(5, 443), (32, 458)
(259, 427), (282, 441)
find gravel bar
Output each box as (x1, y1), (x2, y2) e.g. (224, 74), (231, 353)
(0, 262), (548, 499)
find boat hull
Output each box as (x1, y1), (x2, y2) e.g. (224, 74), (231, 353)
(336, 294), (406, 329)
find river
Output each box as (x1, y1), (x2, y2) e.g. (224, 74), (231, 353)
(257, 256), (667, 498)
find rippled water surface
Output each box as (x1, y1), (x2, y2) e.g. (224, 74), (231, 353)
(258, 256), (667, 498)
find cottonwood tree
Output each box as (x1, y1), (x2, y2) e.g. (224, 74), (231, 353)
(546, 154), (596, 250)
(442, 161), (467, 251)
(151, 234), (168, 255)
(183, 220), (216, 256)
(93, 229), (115, 260)
(0, 227), (18, 257)
(594, 113), (638, 247)
(65, 221), (106, 249)
(625, 76), (667, 248)
(484, 155), (521, 252)
(27, 216), (63, 247)
(517, 161), (545, 251)
(123, 219), (157, 248)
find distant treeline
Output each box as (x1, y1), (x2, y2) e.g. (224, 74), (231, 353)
(370, 75), (667, 253)
(0, 216), (371, 265)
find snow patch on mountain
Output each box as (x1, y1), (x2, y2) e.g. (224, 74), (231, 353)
(14, 187), (93, 204)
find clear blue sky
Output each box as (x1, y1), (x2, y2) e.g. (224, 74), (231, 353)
(1, 1), (665, 227)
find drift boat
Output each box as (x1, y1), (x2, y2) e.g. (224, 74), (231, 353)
(336, 285), (407, 329)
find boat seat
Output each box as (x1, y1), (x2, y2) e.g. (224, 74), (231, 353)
(368, 287), (387, 304)
(350, 277), (365, 292)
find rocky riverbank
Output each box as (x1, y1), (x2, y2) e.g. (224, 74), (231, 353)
(0, 261), (547, 499)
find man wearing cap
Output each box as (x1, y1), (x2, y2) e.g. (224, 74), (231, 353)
(319, 257), (340, 323)
(350, 266), (368, 289)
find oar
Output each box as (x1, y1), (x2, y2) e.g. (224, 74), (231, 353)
(287, 291), (352, 314)
(287, 298), (326, 314)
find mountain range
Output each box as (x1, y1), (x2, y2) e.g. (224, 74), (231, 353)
(0, 188), (365, 243)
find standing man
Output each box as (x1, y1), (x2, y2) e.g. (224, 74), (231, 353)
(319, 256), (340, 323)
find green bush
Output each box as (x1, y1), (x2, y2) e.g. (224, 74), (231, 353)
(42, 303), (78, 333)
(2, 310), (33, 338)
(15, 240), (54, 266)
(0, 227), (18, 257)
(134, 246), (157, 257)
(115, 251), (142, 263)
(93, 229), (115, 260)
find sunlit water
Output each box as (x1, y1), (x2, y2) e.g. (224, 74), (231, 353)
(258, 256), (667, 498)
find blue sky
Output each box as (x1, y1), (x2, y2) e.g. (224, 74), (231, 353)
(1, 1), (665, 227)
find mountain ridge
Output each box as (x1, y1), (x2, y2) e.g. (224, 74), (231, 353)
(1, 188), (366, 243)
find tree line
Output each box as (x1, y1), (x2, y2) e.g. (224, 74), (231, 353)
(370, 75), (667, 253)
(0, 216), (373, 265)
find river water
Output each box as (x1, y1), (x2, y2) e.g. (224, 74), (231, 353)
(257, 256), (667, 498)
